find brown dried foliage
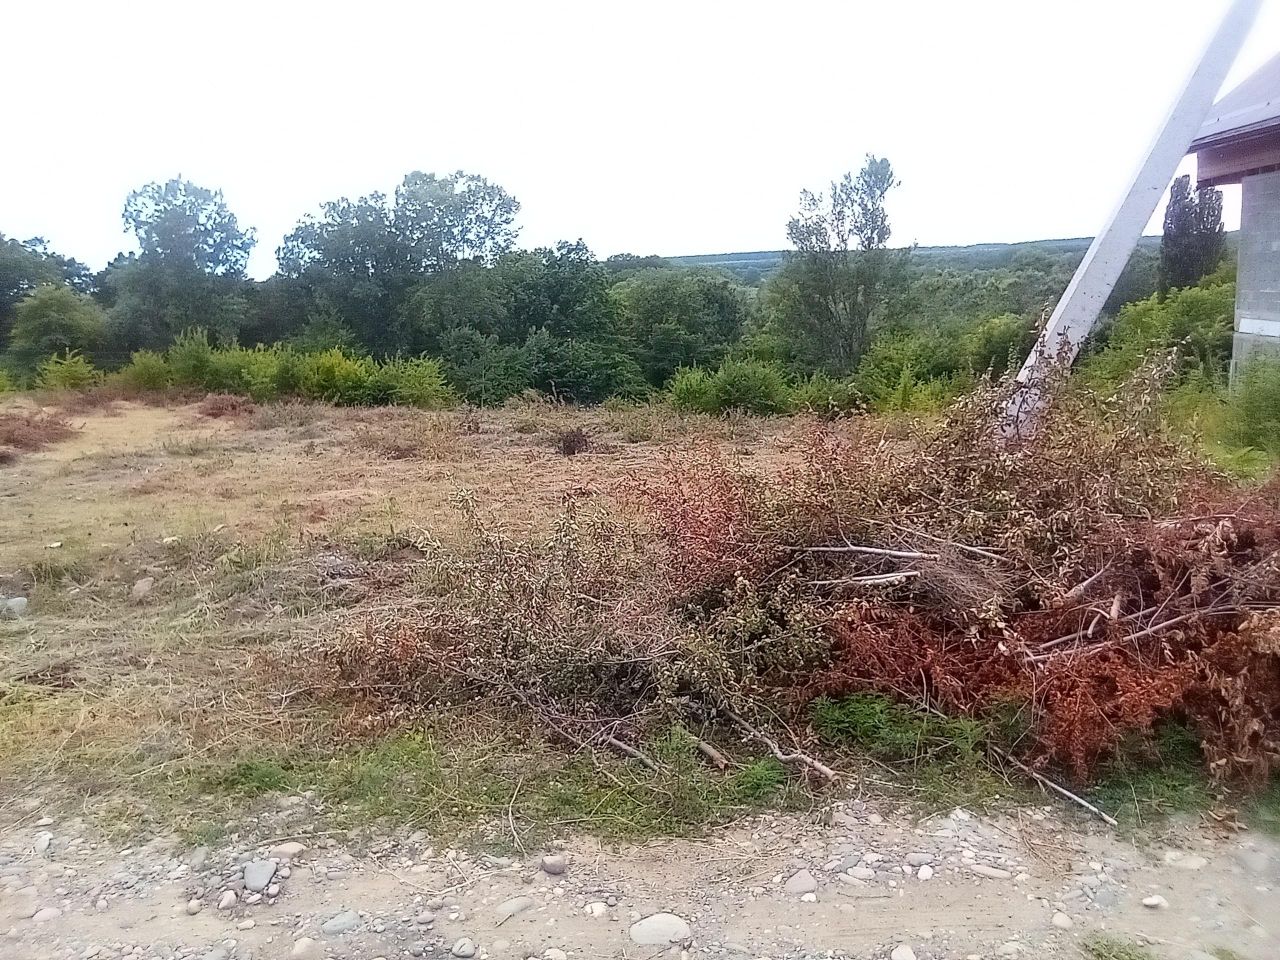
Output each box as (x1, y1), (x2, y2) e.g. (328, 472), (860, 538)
(196, 393), (256, 418)
(0, 412), (76, 453)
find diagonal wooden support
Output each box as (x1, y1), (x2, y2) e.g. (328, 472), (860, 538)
(1004, 0), (1262, 434)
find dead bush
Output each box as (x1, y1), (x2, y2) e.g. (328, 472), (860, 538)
(0, 412), (77, 452)
(196, 393), (256, 419)
(554, 427), (590, 456)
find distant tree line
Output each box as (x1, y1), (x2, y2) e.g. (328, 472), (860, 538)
(0, 158), (1227, 410)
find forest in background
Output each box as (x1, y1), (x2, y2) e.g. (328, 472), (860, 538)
(0, 158), (1267, 447)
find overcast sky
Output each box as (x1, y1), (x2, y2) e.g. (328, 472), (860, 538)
(3, 0), (1278, 279)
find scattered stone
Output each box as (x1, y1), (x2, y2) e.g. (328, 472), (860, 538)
(269, 841), (308, 861)
(2, 597), (28, 619)
(242, 859), (276, 892)
(784, 869), (818, 895)
(1052, 912), (1073, 930)
(130, 577), (155, 602)
(266, 882), (281, 897)
(495, 896), (535, 923)
(544, 951), (568, 960)
(997, 942), (1022, 957)
(291, 938), (323, 960)
(189, 847), (210, 872)
(237, 919), (256, 930)
(584, 901), (608, 918)
(629, 912), (693, 945)
(217, 890), (237, 910)
(905, 853), (934, 867)
(917, 864), (934, 881)
(414, 910), (436, 925)
(891, 946), (918, 960)
(33, 833), (52, 854)
(970, 865), (1013, 880)
(846, 866), (876, 881)
(1142, 895), (1169, 909)
(801, 892), (817, 903)
(321, 909), (361, 935)
(451, 938), (477, 958)
(185, 898), (202, 916)
(541, 854), (567, 875)
(31, 907), (62, 923)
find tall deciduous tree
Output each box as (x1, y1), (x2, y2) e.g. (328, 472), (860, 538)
(123, 178), (256, 275)
(0, 234), (92, 347)
(1158, 174), (1224, 299)
(768, 156), (911, 373)
(6, 284), (106, 371)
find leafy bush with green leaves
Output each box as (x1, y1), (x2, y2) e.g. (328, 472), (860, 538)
(962, 312), (1037, 376)
(379, 356), (457, 408)
(36, 351), (100, 390)
(667, 366), (715, 413)
(0, 369), (15, 393)
(166, 328), (216, 386)
(524, 331), (648, 404)
(439, 329), (531, 405)
(852, 331), (967, 411)
(707, 359), (791, 415)
(791, 373), (862, 418)
(120, 350), (171, 390)
(298, 348), (379, 405)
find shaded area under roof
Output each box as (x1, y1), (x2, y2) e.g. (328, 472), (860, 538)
(1192, 51), (1280, 147)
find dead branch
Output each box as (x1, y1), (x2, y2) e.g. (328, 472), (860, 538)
(600, 734), (658, 771)
(993, 747), (1118, 828)
(695, 738), (729, 769)
(810, 571), (920, 588)
(797, 544), (938, 561)
(723, 709), (838, 783)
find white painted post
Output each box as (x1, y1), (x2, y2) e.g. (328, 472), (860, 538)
(1005, 0), (1262, 432)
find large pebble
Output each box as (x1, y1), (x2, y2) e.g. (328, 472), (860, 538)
(905, 853), (934, 867)
(540, 854), (566, 875)
(291, 938), (323, 960)
(186, 898), (202, 916)
(629, 912), (692, 945)
(846, 866), (876, 881)
(1052, 912), (1073, 930)
(243, 860), (276, 892)
(495, 896), (534, 923)
(451, 938), (477, 958)
(891, 946), (917, 960)
(784, 869), (817, 895)
(269, 841), (308, 861)
(217, 890), (237, 910)
(1142, 895), (1168, 909)
(321, 909), (361, 934)
(32, 907), (62, 923)
(970, 865), (1012, 880)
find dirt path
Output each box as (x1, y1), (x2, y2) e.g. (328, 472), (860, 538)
(1, 799), (1274, 960)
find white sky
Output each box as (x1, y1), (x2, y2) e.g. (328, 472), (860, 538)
(3, 0), (1278, 280)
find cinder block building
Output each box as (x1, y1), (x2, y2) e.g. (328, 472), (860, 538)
(1190, 52), (1280, 371)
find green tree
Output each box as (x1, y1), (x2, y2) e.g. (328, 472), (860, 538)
(610, 268), (747, 384)
(1158, 175), (1224, 298)
(767, 156), (911, 373)
(394, 171), (519, 270)
(6, 285), (106, 371)
(123, 178), (256, 275)
(0, 234), (91, 346)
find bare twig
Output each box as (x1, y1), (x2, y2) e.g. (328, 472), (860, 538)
(723, 709), (838, 783)
(600, 734), (658, 771)
(695, 738), (729, 769)
(797, 544), (938, 561)
(993, 747), (1118, 828)
(1062, 563), (1111, 600)
(809, 571), (920, 588)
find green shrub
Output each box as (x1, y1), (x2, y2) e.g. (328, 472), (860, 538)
(298, 348), (378, 405)
(707, 359), (791, 415)
(120, 350), (172, 390)
(167, 328), (215, 387)
(1226, 356), (1280, 456)
(440, 329), (532, 406)
(36, 351), (100, 390)
(791, 373), (862, 418)
(237, 347), (284, 402)
(6, 285), (106, 372)
(667, 366), (715, 413)
(380, 356), (457, 409)
(524, 332), (648, 405)
(272, 346), (304, 396)
(0, 369), (15, 393)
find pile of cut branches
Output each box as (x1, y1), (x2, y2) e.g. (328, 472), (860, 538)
(324, 356), (1280, 789)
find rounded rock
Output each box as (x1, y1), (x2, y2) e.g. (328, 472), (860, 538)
(291, 938), (323, 960)
(1142, 894), (1169, 909)
(217, 890), (237, 910)
(451, 938), (478, 958)
(186, 899), (202, 916)
(540, 854), (567, 876)
(891, 946), (918, 960)
(1052, 912), (1073, 930)
(628, 912), (692, 945)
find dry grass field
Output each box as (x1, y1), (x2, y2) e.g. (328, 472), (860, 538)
(0, 394), (817, 838)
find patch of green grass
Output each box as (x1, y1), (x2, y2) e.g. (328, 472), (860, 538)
(1081, 935), (1157, 960)
(1089, 723), (1215, 825)
(811, 693), (1017, 811)
(1248, 778), (1280, 836)
(200, 758), (291, 796)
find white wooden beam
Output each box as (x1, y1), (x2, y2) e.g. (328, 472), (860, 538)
(1006, 0), (1262, 431)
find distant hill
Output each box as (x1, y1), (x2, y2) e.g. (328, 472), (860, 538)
(669, 235), (1173, 284)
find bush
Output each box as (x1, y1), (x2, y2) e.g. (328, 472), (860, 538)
(6, 285), (106, 372)
(167, 328), (215, 387)
(707, 359), (792, 415)
(120, 350), (172, 390)
(1227, 356), (1280, 455)
(0, 369), (15, 393)
(667, 366), (715, 414)
(791, 373), (862, 418)
(525, 332), (649, 405)
(440, 329), (532, 406)
(36, 351), (100, 391)
(298, 348), (378, 405)
(380, 356), (457, 409)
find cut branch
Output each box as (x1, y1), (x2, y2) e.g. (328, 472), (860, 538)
(724, 709), (838, 783)
(797, 544), (938, 560)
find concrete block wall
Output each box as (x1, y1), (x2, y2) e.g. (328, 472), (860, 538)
(1231, 169), (1280, 377)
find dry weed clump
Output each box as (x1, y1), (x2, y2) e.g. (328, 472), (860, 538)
(196, 393), (256, 418)
(0, 411), (77, 453)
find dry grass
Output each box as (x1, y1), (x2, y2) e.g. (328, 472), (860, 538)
(0, 398), (804, 832)
(0, 411), (77, 452)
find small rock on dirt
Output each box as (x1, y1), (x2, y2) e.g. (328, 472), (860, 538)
(541, 854), (566, 875)
(269, 841), (308, 861)
(905, 853), (934, 867)
(1, 597), (28, 619)
(784, 869), (817, 895)
(1052, 912), (1073, 929)
(970, 865), (1012, 880)
(185, 898), (202, 915)
(543, 951), (568, 960)
(321, 909), (361, 934)
(917, 864), (934, 881)
(243, 859), (276, 892)
(32, 907), (62, 923)
(1142, 895), (1168, 909)
(891, 946), (918, 960)
(291, 938), (323, 960)
(217, 890), (237, 910)
(495, 896), (535, 923)
(451, 938), (477, 958)
(629, 912), (692, 945)
(130, 577), (155, 601)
